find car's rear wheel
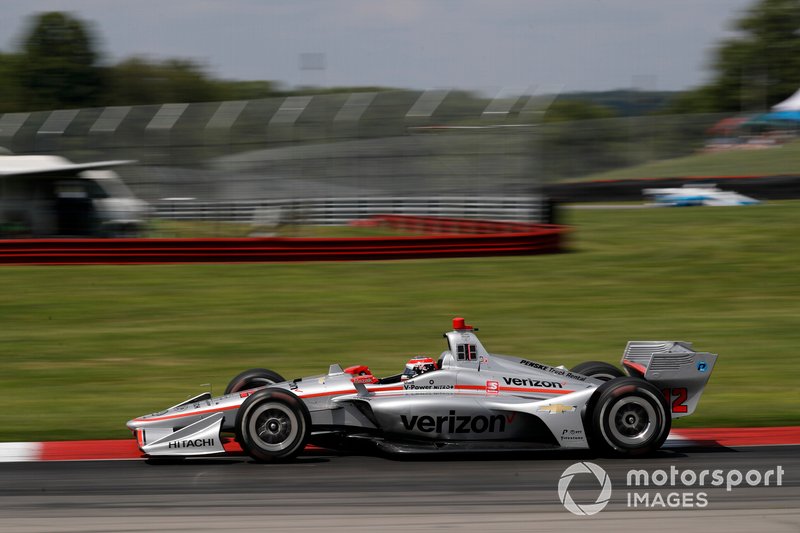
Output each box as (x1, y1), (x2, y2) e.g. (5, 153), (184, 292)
(571, 361), (626, 382)
(235, 388), (310, 462)
(588, 377), (670, 456)
(224, 368), (286, 395)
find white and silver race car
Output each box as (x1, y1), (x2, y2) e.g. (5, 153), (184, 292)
(127, 318), (717, 461)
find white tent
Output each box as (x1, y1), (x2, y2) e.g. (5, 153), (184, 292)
(773, 88), (800, 111)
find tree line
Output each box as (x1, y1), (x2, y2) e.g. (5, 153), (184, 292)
(1, 1), (798, 116)
(669, 0), (800, 113)
(0, 12), (387, 114)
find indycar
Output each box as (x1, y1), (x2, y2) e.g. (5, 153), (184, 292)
(643, 183), (760, 207)
(127, 318), (717, 461)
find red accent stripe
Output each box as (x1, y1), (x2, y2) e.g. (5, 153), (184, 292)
(622, 359), (648, 375)
(296, 389), (351, 399)
(132, 404), (239, 423)
(369, 385), (405, 392)
(301, 384), (573, 397)
(455, 384), (574, 395)
(133, 382), (573, 424)
(297, 385), (405, 399)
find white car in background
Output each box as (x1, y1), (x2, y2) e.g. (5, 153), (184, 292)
(643, 183), (760, 207)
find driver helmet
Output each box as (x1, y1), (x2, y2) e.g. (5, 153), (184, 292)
(401, 356), (437, 381)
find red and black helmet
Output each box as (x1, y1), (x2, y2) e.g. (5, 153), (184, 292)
(401, 356), (437, 381)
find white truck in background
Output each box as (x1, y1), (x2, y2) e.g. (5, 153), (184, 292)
(0, 153), (149, 237)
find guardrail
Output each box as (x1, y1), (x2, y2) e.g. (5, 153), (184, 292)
(0, 215), (567, 265)
(155, 196), (544, 226)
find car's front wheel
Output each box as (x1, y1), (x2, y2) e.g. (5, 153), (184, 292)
(588, 377), (670, 456)
(224, 368), (286, 395)
(235, 388), (310, 462)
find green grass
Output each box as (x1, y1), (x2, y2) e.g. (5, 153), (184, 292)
(1, 203), (798, 440)
(578, 139), (800, 181)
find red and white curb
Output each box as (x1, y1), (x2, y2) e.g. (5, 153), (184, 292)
(1, 427), (798, 463)
(0, 440), (142, 463)
(663, 426), (800, 448)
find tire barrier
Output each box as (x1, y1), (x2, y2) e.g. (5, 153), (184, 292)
(0, 216), (568, 265)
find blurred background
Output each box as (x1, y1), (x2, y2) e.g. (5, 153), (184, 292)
(1, 1), (798, 237)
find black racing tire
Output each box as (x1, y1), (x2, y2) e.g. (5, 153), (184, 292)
(224, 368), (286, 395)
(235, 388), (311, 462)
(588, 377), (671, 457)
(571, 361), (626, 382)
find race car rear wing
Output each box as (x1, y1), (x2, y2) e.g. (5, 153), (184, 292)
(621, 341), (718, 418)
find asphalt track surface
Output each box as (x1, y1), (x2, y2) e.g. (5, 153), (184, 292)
(0, 445), (797, 532)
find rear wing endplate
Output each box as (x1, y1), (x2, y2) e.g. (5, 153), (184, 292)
(621, 341), (718, 418)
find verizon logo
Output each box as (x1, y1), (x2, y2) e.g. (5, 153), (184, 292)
(502, 377), (563, 389)
(400, 411), (512, 434)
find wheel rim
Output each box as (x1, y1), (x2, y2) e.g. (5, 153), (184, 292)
(591, 373), (617, 382)
(608, 396), (658, 445)
(247, 403), (299, 452)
